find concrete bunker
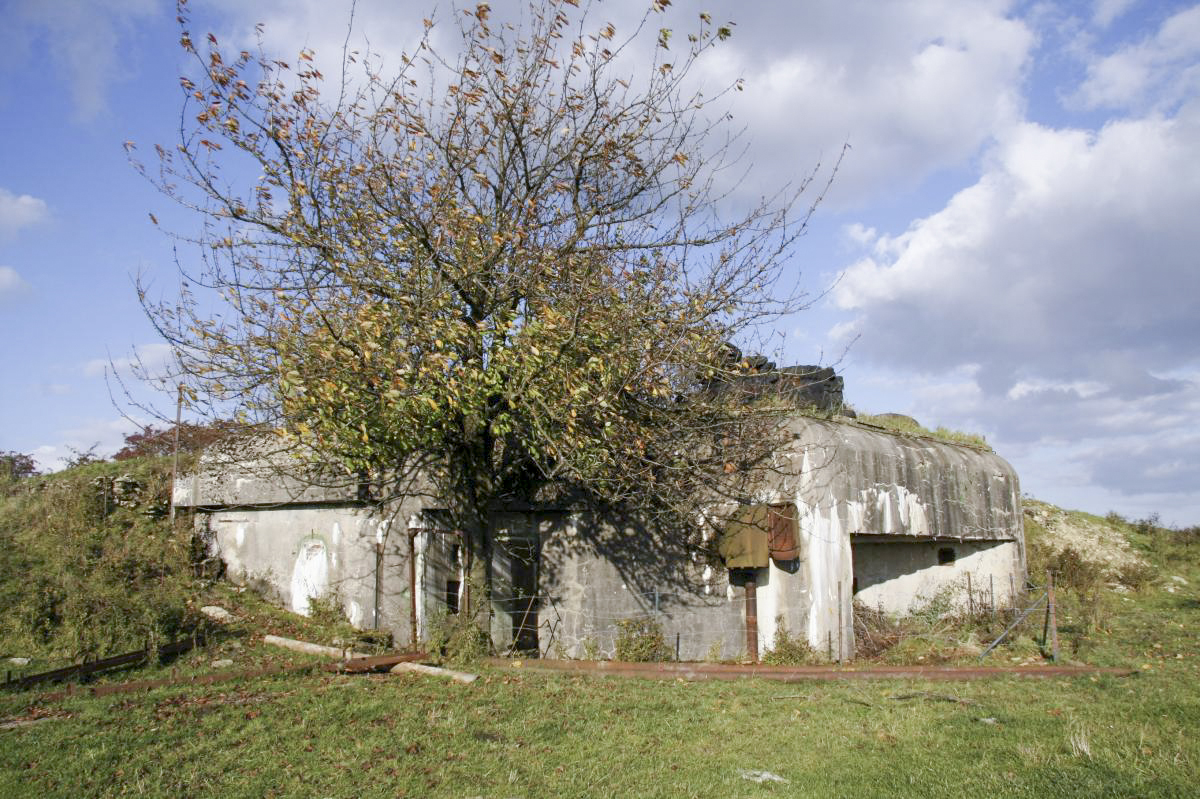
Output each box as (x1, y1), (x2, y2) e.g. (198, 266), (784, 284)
(175, 408), (1025, 661)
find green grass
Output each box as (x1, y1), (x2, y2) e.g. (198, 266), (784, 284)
(2, 485), (1198, 797)
(3, 555), (1199, 799)
(852, 412), (992, 451)
(1, 654), (1196, 798)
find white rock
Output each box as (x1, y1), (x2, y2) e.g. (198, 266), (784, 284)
(738, 770), (788, 784)
(201, 606), (235, 623)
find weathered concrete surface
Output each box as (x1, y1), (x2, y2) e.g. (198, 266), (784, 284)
(173, 439), (362, 508)
(535, 417), (1023, 661)
(176, 416), (1023, 661)
(852, 538), (1022, 614)
(200, 506), (402, 630)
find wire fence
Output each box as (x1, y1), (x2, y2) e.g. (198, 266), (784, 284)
(421, 572), (1053, 662)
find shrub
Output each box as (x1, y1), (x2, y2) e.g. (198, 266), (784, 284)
(614, 616), (671, 662)
(1049, 546), (1106, 596)
(761, 616), (818, 665)
(1116, 560), (1156, 591)
(0, 457), (202, 660)
(425, 577), (492, 667)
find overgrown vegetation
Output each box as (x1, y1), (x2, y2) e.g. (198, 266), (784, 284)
(849, 502), (1199, 667)
(614, 616), (672, 662)
(761, 616), (819, 665)
(425, 581), (493, 668)
(853, 412), (992, 450)
(0, 457), (201, 662)
(1, 483), (1198, 796)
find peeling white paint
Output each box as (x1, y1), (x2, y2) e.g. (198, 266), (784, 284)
(758, 565), (780, 653)
(347, 600), (363, 627)
(235, 524), (245, 548)
(414, 531), (428, 639)
(290, 538), (328, 615)
(845, 499), (865, 535)
(332, 522), (341, 545)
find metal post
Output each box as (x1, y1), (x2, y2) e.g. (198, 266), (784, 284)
(1045, 570), (1059, 662)
(990, 575), (996, 620)
(967, 572), (974, 617)
(745, 575), (759, 664)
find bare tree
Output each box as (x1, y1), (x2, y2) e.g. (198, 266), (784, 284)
(134, 0), (835, 615)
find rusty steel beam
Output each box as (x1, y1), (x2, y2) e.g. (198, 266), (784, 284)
(30, 652), (431, 701)
(486, 658), (1138, 681)
(3, 636), (205, 692)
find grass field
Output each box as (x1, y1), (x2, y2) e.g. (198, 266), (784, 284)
(2, 573), (1197, 798)
(2, 493), (1198, 797)
(1, 655), (1196, 797)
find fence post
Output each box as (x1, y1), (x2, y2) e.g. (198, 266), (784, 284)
(1044, 570), (1059, 662)
(967, 572), (974, 617)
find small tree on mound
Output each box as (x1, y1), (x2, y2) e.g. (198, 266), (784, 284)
(1, 451), (38, 484)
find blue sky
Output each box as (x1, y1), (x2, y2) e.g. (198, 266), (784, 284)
(2, 0), (1199, 525)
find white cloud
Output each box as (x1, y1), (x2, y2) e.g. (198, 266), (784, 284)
(1006, 378), (1108, 401)
(1075, 5), (1200, 112)
(695, 0), (1033, 206)
(35, 415), (143, 471)
(1093, 0), (1138, 29)
(84, 342), (175, 380)
(0, 188), (48, 237)
(0, 266), (30, 299)
(835, 104), (1200, 395)
(11, 0), (159, 120)
(198, 0), (1031, 210)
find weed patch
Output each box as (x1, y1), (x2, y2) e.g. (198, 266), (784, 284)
(0, 458), (203, 662)
(614, 616), (671, 662)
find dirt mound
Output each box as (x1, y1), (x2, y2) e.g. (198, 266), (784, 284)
(1023, 500), (1147, 578)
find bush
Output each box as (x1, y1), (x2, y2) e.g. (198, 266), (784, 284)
(614, 616), (671, 662)
(0, 458), (202, 660)
(761, 616), (819, 665)
(425, 577), (492, 667)
(1049, 546), (1106, 596)
(426, 612), (491, 667)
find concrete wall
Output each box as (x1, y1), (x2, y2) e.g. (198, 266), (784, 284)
(179, 417), (1024, 660)
(851, 537), (1024, 615)
(204, 505), (420, 640)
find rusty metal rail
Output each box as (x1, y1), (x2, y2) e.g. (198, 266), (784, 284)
(487, 658), (1138, 681)
(3, 636), (206, 692)
(31, 652), (428, 701)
